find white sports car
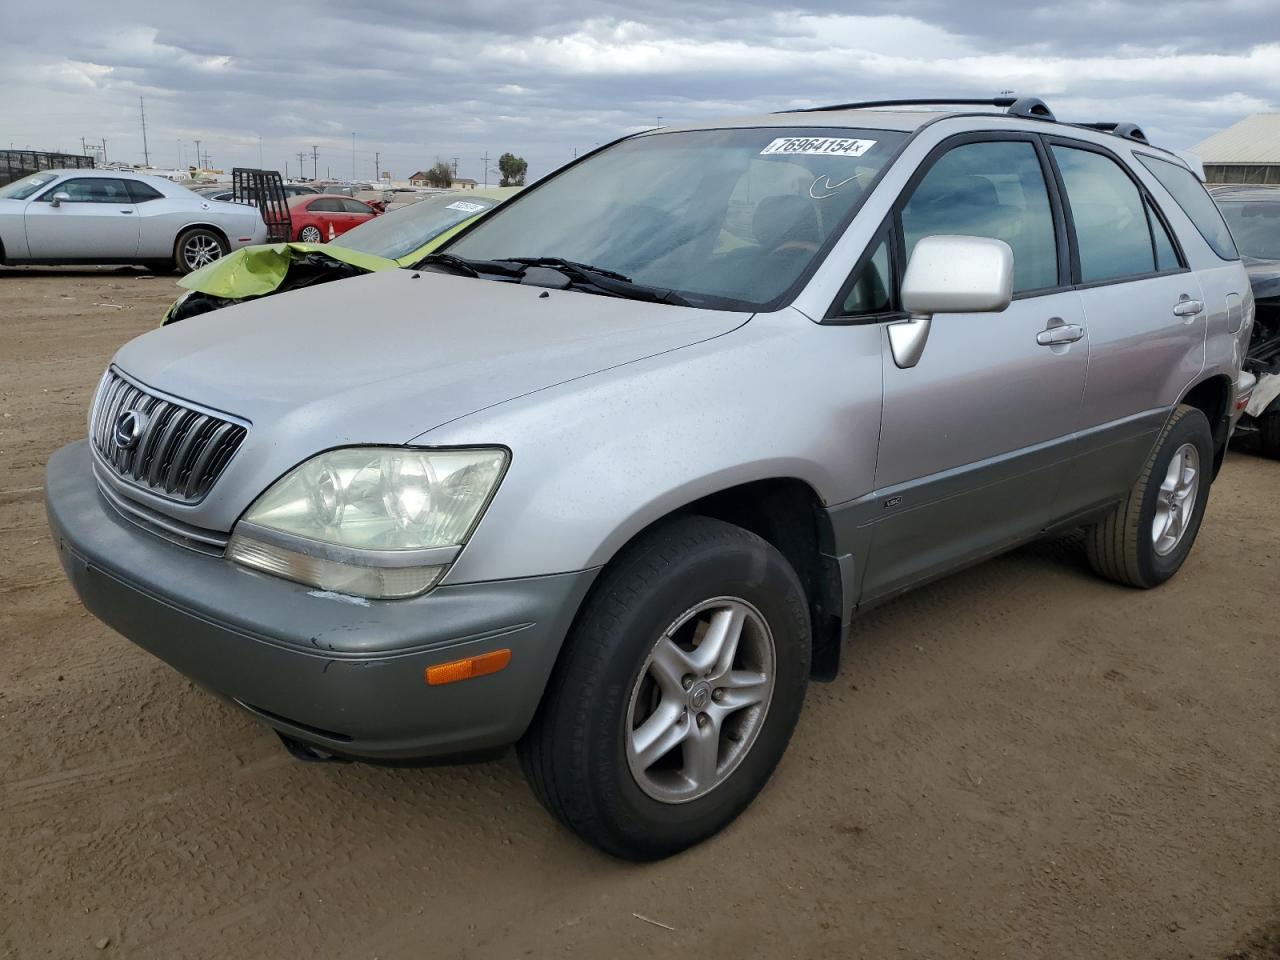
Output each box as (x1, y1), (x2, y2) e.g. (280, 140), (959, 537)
(0, 169), (269, 273)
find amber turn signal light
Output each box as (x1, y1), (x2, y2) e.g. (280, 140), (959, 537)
(425, 648), (512, 686)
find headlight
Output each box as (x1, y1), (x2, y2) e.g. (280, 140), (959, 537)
(226, 446), (507, 599)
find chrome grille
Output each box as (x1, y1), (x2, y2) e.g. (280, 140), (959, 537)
(90, 368), (248, 504)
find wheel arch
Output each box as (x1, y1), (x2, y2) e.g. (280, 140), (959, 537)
(1177, 374), (1233, 474)
(174, 222), (231, 251)
(574, 476), (846, 681)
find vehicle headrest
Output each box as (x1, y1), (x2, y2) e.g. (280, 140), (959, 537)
(753, 194), (822, 250)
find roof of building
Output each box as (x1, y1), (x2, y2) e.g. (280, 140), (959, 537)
(1192, 114), (1280, 164)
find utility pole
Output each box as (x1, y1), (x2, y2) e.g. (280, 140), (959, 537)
(351, 132), (356, 180)
(374, 152), (380, 180)
(194, 139), (202, 171)
(101, 138), (107, 163)
(483, 151), (489, 187)
(295, 150), (308, 178)
(258, 136), (264, 168)
(81, 136), (88, 156)
(139, 97), (150, 167)
(311, 145), (318, 180)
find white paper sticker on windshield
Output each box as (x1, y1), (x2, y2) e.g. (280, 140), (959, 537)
(446, 200), (486, 213)
(760, 137), (877, 158)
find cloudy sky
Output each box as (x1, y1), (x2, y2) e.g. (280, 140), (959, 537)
(1, 0), (1276, 183)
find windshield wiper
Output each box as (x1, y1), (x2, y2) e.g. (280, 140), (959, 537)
(503, 256), (693, 307)
(414, 253), (523, 277)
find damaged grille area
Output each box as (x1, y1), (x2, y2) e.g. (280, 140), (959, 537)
(90, 368), (248, 504)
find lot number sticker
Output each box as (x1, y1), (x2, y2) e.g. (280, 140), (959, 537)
(760, 137), (877, 157)
(446, 200), (486, 213)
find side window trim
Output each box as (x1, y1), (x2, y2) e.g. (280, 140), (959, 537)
(1043, 134), (1191, 288)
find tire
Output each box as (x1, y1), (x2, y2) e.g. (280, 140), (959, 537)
(1085, 404), (1214, 589)
(298, 225), (324, 243)
(518, 515), (811, 860)
(174, 228), (228, 274)
(1258, 411), (1280, 459)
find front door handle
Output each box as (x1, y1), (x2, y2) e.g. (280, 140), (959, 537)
(119, 208), (134, 214)
(1036, 319), (1085, 346)
(1173, 297), (1203, 317)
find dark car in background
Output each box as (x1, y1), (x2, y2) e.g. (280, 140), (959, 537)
(1210, 184), (1280, 455)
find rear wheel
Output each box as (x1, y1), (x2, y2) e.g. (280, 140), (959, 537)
(298, 225), (324, 243)
(518, 516), (810, 860)
(174, 228), (228, 274)
(1258, 411), (1280, 459)
(1085, 404), (1213, 588)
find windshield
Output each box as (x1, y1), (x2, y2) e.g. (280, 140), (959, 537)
(448, 127), (905, 310)
(331, 193), (499, 260)
(0, 173), (57, 200)
(1218, 200), (1280, 260)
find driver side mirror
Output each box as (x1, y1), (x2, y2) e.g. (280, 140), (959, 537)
(49, 192), (71, 208)
(889, 235), (1014, 369)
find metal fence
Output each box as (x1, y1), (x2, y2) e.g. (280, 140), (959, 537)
(0, 150), (94, 187)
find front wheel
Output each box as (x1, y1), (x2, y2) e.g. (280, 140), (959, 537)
(518, 516), (811, 860)
(174, 228), (228, 274)
(1085, 404), (1214, 588)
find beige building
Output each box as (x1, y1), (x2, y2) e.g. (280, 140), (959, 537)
(1192, 114), (1280, 185)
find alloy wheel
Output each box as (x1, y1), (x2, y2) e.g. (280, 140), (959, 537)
(625, 597), (775, 804)
(1152, 442), (1199, 556)
(184, 235), (223, 270)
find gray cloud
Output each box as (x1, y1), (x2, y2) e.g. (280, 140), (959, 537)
(1, 2), (1275, 182)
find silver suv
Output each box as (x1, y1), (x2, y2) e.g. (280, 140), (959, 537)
(46, 96), (1254, 860)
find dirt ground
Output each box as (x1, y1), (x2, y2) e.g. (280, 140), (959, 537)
(1, 266), (1277, 960)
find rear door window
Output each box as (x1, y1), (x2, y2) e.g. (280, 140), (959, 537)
(1051, 146), (1157, 283)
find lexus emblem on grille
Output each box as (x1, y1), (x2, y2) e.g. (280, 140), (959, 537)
(113, 410), (147, 450)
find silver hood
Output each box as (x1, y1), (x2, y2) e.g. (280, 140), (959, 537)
(110, 268), (748, 530)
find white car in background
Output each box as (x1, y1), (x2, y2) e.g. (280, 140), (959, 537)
(0, 169), (269, 273)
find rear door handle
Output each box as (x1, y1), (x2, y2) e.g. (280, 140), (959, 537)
(1173, 298), (1203, 317)
(1036, 320), (1085, 346)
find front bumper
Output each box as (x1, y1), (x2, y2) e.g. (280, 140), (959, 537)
(46, 441), (597, 760)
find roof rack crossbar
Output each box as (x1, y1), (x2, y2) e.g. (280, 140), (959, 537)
(1072, 121), (1149, 144)
(778, 95), (1056, 123)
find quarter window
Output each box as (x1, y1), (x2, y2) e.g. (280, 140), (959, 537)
(126, 180), (164, 203)
(901, 140), (1058, 294)
(1137, 153), (1238, 260)
(1052, 146), (1158, 283)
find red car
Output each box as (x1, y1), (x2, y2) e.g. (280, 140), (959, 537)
(288, 194), (381, 243)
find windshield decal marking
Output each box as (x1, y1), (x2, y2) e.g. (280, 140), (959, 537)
(809, 173), (861, 199)
(446, 200), (486, 213)
(760, 137), (877, 158)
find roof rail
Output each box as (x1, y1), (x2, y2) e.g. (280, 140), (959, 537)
(778, 95), (1057, 122)
(1073, 121), (1150, 144)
